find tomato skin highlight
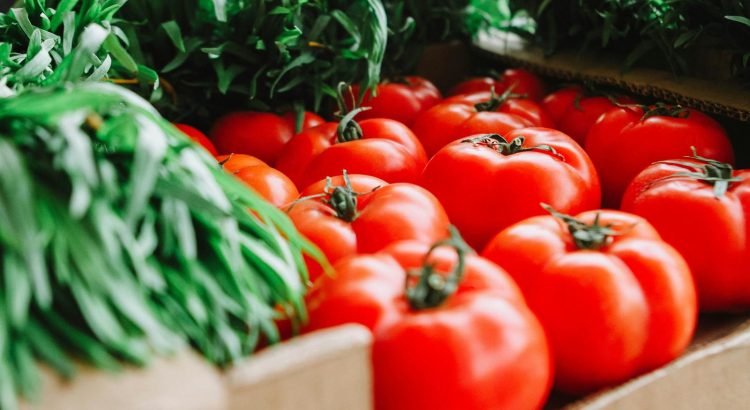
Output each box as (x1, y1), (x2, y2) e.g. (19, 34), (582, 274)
(445, 92), (555, 128)
(421, 127), (600, 250)
(174, 123), (218, 156)
(482, 210), (696, 394)
(584, 106), (735, 207)
(305, 241), (552, 410)
(412, 98), (532, 157)
(288, 175), (449, 282)
(622, 159), (750, 311)
(276, 119), (427, 189)
(350, 76), (442, 126)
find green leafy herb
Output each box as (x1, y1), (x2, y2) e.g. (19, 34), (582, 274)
(0, 81), (322, 409)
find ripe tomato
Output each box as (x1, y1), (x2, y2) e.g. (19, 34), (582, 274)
(216, 153), (266, 173)
(421, 128), (600, 249)
(288, 173), (449, 281)
(349, 76), (442, 126)
(174, 123), (218, 156)
(449, 69), (546, 101)
(282, 110), (325, 133)
(306, 232), (552, 410)
(212, 112), (293, 165)
(276, 113), (427, 189)
(585, 105), (735, 207)
(541, 86), (636, 145)
(216, 154), (298, 207)
(482, 208), (696, 394)
(445, 91), (555, 128)
(411, 95), (533, 157)
(622, 155), (750, 311)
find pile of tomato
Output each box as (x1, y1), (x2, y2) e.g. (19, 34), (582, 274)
(176, 69), (749, 410)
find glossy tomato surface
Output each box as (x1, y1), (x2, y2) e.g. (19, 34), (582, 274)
(288, 175), (449, 281)
(276, 119), (427, 189)
(350, 76), (442, 126)
(449, 69), (545, 101)
(541, 86), (636, 145)
(411, 97), (532, 157)
(216, 154), (297, 207)
(212, 112), (293, 165)
(283, 111), (325, 134)
(482, 210), (696, 394)
(585, 106), (735, 207)
(421, 128), (600, 249)
(306, 240), (552, 410)
(445, 92), (555, 128)
(622, 158), (750, 311)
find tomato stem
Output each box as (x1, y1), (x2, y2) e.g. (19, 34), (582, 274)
(462, 134), (562, 159)
(542, 204), (629, 250)
(325, 171), (359, 222)
(334, 82), (371, 143)
(656, 148), (741, 197)
(612, 100), (689, 121)
(474, 86), (525, 112)
(405, 226), (472, 310)
(336, 107), (369, 143)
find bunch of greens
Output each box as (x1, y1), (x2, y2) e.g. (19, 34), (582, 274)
(505, 0), (750, 80)
(0, 80), (320, 409)
(117, 0), (388, 121)
(0, 0), (158, 98)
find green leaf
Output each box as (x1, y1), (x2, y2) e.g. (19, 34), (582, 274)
(160, 20), (186, 53)
(103, 31), (137, 73)
(726, 15), (750, 28)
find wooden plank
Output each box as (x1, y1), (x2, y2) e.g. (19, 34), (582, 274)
(225, 324), (373, 410)
(473, 31), (750, 121)
(20, 351), (227, 410)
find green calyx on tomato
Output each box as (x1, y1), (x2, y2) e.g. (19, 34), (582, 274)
(405, 226), (472, 310)
(292, 170), (377, 222)
(542, 204), (628, 250)
(334, 82), (372, 143)
(612, 100), (689, 121)
(462, 134), (562, 158)
(656, 149), (742, 197)
(473, 86), (526, 112)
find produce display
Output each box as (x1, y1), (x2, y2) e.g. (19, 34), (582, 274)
(1, 0), (749, 409)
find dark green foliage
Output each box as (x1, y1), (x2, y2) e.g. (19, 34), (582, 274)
(506, 0), (750, 81)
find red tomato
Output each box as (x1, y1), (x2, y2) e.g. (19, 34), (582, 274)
(276, 115), (427, 189)
(585, 105), (735, 207)
(622, 155), (750, 311)
(421, 128), (601, 249)
(449, 69), (546, 101)
(411, 96), (533, 157)
(541, 86), (636, 145)
(288, 173), (449, 282)
(216, 153), (266, 173)
(174, 123), (218, 156)
(216, 154), (298, 207)
(306, 233), (552, 410)
(349, 76), (442, 126)
(282, 110), (325, 134)
(482, 208), (696, 394)
(445, 91), (555, 128)
(540, 87), (580, 124)
(212, 112), (293, 165)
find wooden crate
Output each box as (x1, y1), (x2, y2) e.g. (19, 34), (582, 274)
(20, 324), (372, 410)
